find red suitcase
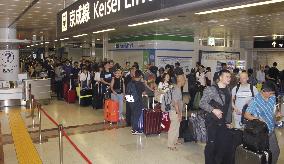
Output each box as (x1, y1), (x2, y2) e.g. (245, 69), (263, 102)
(67, 90), (76, 103)
(63, 82), (69, 100)
(143, 96), (162, 135)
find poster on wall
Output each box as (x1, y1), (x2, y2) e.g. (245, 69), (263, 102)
(143, 50), (156, 70)
(0, 50), (19, 81)
(156, 56), (193, 74)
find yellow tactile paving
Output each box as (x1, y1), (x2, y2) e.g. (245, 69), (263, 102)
(8, 110), (42, 164)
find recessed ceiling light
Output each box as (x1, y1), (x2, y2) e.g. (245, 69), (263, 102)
(96, 39), (101, 41)
(220, 25), (224, 26)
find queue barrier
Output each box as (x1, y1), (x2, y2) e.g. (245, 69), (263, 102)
(29, 93), (92, 164)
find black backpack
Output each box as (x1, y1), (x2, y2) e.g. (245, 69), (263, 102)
(243, 119), (269, 152)
(234, 84), (255, 124)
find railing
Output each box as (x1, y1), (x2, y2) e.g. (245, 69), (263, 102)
(28, 85), (92, 164)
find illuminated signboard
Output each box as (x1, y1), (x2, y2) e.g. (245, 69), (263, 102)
(254, 40), (284, 48)
(57, 0), (200, 37)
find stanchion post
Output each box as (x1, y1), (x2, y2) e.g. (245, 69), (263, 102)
(58, 124), (64, 164)
(29, 84), (32, 109)
(38, 106), (42, 143)
(31, 96), (35, 128)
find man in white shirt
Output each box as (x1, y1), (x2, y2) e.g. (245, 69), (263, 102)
(232, 72), (258, 128)
(257, 65), (266, 83)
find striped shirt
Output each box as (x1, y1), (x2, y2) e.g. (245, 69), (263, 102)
(246, 93), (276, 133)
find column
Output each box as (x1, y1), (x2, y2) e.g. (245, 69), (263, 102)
(0, 28), (19, 81)
(103, 33), (109, 60)
(91, 36), (96, 57)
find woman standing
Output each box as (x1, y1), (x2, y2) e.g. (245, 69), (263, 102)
(156, 73), (172, 103)
(111, 68), (125, 121)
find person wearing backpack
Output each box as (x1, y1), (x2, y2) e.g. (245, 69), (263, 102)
(125, 70), (145, 135)
(232, 72), (258, 128)
(245, 81), (280, 164)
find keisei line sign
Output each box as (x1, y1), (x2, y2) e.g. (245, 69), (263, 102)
(57, 0), (199, 37)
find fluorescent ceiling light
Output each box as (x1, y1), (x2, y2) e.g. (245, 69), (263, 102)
(64, 38), (69, 40)
(128, 18), (170, 27)
(82, 34), (88, 36)
(96, 39), (101, 41)
(195, 0), (284, 15)
(35, 44), (38, 45)
(41, 43), (43, 45)
(45, 42), (49, 44)
(60, 38), (65, 41)
(93, 28), (116, 34)
(31, 45), (34, 47)
(54, 40), (58, 41)
(273, 34), (284, 37)
(254, 36), (267, 38)
(73, 35), (79, 38)
(27, 46), (30, 47)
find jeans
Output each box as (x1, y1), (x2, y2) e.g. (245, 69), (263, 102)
(111, 93), (124, 119)
(129, 102), (143, 131)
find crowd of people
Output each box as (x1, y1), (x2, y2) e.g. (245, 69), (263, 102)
(22, 56), (284, 164)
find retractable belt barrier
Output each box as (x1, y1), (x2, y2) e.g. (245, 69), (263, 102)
(30, 94), (92, 164)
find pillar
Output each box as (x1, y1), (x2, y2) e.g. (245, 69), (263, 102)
(103, 33), (109, 60)
(0, 28), (19, 81)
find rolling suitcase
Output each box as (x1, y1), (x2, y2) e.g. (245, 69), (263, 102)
(104, 99), (119, 123)
(235, 145), (272, 164)
(92, 82), (103, 109)
(179, 105), (197, 142)
(66, 79), (76, 103)
(191, 111), (207, 143)
(143, 96), (162, 135)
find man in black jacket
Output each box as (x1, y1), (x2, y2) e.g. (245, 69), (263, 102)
(200, 69), (233, 164)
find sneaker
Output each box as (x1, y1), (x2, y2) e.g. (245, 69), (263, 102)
(132, 130), (143, 135)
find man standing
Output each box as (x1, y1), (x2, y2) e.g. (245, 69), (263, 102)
(126, 70), (145, 135)
(267, 62), (280, 84)
(200, 69), (233, 164)
(213, 63), (227, 83)
(245, 81), (280, 164)
(100, 62), (113, 99)
(232, 72), (258, 128)
(168, 74), (186, 151)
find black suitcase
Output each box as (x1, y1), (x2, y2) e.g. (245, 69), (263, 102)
(235, 145), (272, 164)
(179, 105), (197, 142)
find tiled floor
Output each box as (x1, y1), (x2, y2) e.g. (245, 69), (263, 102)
(0, 99), (284, 164)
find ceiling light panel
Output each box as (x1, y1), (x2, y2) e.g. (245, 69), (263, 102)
(195, 0), (284, 15)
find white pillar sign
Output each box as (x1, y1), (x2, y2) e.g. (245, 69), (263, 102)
(0, 50), (19, 81)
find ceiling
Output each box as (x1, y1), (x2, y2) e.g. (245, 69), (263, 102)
(1, 0), (284, 45)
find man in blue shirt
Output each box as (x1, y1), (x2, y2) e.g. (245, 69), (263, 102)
(245, 81), (280, 164)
